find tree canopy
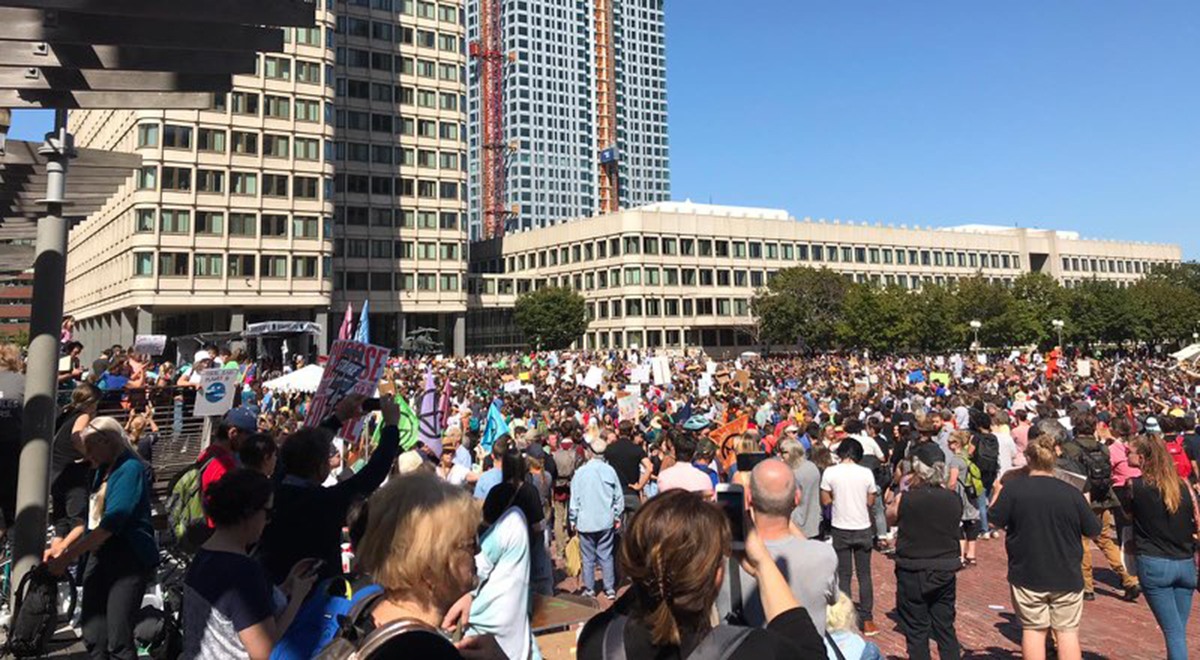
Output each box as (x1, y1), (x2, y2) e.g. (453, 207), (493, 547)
(513, 286), (589, 350)
(752, 265), (1200, 352)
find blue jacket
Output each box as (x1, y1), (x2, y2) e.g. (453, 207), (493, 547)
(92, 450), (158, 568)
(569, 459), (623, 534)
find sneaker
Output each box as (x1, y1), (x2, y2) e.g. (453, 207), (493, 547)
(1122, 585), (1140, 602)
(1082, 592), (1095, 601)
(581, 589), (596, 599)
(604, 590), (617, 600)
(862, 620), (879, 637)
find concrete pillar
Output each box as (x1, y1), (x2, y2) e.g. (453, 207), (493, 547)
(118, 308), (135, 349)
(229, 308), (245, 332)
(135, 307), (153, 336)
(315, 309), (329, 357)
(453, 313), (466, 357)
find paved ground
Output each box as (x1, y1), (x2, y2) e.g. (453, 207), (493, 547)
(39, 536), (1195, 659)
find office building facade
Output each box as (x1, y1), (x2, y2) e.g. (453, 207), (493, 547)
(467, 201), (1183, 354)
(465, 0), (670, 238)
(64, 0), (470, 358)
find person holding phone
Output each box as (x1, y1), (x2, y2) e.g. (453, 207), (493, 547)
(182, 469), (318, 660)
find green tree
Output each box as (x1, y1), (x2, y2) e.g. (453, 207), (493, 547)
(954, 275), (1015, 347)
(1008, 272), (1066, 347)
(908, 283), (960, 352)
(513, 286), (588, 350)
(838, 284), (916, 352)
(752, 267), (851, 350)
(1127, 278), (1200, 347)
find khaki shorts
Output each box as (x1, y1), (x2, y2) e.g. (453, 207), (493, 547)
(1010, 586), (1084, 631)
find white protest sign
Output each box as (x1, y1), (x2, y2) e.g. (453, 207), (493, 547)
(583, 366), (604, 390)
(631, 364), (650, 384)
(617, 394), (639, 421)
(133, 334), (167, 356)
(503, 380), (522, 394)
(698, 373), (713, 398)
(1076, 359), (1092, 378)
(193, 369), (241, 417)
(652, 355), (671, 385)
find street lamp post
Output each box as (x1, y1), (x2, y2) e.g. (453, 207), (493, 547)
(1052, 319), (1065, 346)
(969, 320), (982, 349)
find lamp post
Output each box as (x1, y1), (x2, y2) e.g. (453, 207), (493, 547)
(1052, 319), (1065, 346)
(969, 320), (982, 349)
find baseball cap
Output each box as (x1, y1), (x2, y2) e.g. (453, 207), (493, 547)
(222, 407), (258, 432)
(1144, 417), (1162, 434)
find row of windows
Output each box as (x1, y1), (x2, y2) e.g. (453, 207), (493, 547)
(336, 142), (462, 170)
(341, 0), (459, 23)
(133, 252), (325, 279)
(583, 328), (752, 351)
(335, 48), (462, 81)
(336, 77), (463, 111)
(133, 208), (327, 239)
(336, 206), (461, 230)
(1060, 256), (1164, 275)
(333, 174), (459, 200)
(481, 236), (1024, 274)
(335, 238), (462, 261)
(471, 272), (1023, 295)
(336, 16), (462, 51)
(339, 271), (460, 292)
(212, 93), (323, 121)
(335, 111), (461, 140)
(136, 166), (325, 200)
(137, 124), (323, 160)
(585, 297), (753, 320)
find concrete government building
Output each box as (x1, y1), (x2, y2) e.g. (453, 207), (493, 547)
(467, 201), (1182, 354)
(65, 0), (471, 357)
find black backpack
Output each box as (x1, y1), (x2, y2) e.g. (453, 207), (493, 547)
(973, 433), (1000, 479)
(315, 590), (457, 660)
(4, 565), (76, 658)
(1078, 446), (1114, 501)
(133, 604), (183, 660)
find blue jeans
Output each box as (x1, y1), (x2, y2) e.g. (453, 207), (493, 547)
(976, 485), (992, 532)
(579, 528), (616, 594)
(1137, 555), (1197, 660)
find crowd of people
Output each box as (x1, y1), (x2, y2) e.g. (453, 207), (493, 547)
(1, 334), (1199, 660)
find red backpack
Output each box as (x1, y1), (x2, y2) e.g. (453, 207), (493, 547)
(1165, 435), (1192, 480)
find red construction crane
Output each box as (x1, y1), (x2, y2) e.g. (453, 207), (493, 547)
(471, 0), (507, 239)
(595, 0), (619, 214)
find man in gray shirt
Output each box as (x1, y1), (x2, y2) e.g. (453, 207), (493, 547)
(717, 459), (839, 633)
(779, 437), (823, 539)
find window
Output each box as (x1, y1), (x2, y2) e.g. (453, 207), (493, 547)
(194, 254), (223, 277)
(440, 212), (458, 230)
(136, 124), (159, 147)
(699, 269), (714, 286)
(296, 60), (321, 84)
(261, 214), (287, 237)
(440, 243), (458, 260)
(293, 177), (319, 199)
(681, 238), (695, 256)
(195, 211), (223, 235)
(292, 216), (319, 238)
(161, 167), (191, 191)
(440, 274), (458, 291)
(196, 169), (224, 193)
(417, 273), (436, 291)
(293, 257), (318, 278)
(663, 238), (677, 255)
(158, 252), (189, 277)
(229, 213), (256, 236)
(698, 240), (712, 257)
(228, 254), (256, 277)
(263, 134), (289, 158)
(294, 138), (320, 161)
(161, 124), (192, 149)
(134, 252), (154, 276)
(295, 99), (320, 122)
(262, 256), (288, 278)
(264, 95), (290, 119)
(623, 267), (641, 285)
(197, 128), (226, 153)
(135, 209), (155, 232)
(232, 131), (258, 155)
(231, 92), (259, 115)
(262, 174), (289, 197)
(715, 241), (729, 257)
(264, 56), (291, 80)
(746, 242), (759, 258)
(855, 247), (867, 263)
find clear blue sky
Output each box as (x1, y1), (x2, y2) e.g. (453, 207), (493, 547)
(9, 1), (1198, 257)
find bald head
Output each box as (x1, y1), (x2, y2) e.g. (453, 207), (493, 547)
(750, 459), (798, 518)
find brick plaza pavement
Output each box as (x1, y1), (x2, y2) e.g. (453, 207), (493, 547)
(544, 536), (1195, 659)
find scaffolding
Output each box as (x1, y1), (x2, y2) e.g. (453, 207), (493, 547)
(595, 0), (619, 214)
(471, 0), (508, 239)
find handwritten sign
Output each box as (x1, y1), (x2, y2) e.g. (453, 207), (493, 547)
(305, 340), (390, 440)
(133, 334), (167, 356)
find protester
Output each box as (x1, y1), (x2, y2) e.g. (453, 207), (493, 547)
(1124, 437), (1199, 660)
(945, 431), (981, 566)
(47, 382), (101, 560)
(820, 438), (880, 635)
(778, 437), (823, 539)
(482, 447), (553, 596)
(605, 424), (652, 525)
(989, 436), (1102, 660)
(468, 496), (544, 660)
(717, 459), (838, 633)
(823, 593), (884, 660)
(577, 490), (826, 658)
(657, 432), (717, 497)
(181, 469), (317, 659)
(0, 343), (25, 540)
(887, 453), (963, 660)
(568, 435), (624, 599)
(47, 417), (158, 660)
(238, 432), (279, 477)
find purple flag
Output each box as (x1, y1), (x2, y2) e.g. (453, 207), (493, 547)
(418, 371), (441, 454)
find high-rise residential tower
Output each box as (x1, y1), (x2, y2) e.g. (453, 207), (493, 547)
(465, 0), (670, 239)
(64, 0), (470, 357)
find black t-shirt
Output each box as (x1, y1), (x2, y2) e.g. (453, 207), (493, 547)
(605, 439), (647, 496)
(896, 485), (963, 571)
(1128, 477), (1198, 560)
(482, 481), (545, 528)
(577, 595), (825, 660)
(1183, 432), (1200, 468)
(0, 371), (24, 449)
(50, 410), (86, 484)
(989, 475), (1101, 592)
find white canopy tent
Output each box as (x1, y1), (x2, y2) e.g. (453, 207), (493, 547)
(1171, 343), (1200, 364)
(262, 364), (325, 393)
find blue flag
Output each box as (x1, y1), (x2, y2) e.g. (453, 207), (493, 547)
(354, 300), (370, 344)
(480, 400), (509, 454)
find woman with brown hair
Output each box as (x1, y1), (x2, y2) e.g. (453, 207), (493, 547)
(576, 489), (825, 659)
(1125, 437), (1198, 660)
(47, 382), (102, 559)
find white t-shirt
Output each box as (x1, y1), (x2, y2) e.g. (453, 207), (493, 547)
(819, 462), (877, 531)
(439, 463), (471, 487)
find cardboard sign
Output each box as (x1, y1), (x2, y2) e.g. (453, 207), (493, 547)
(1076, 359), (1092, 378)
(305, 340), (390, 440)
(583, 366), (604, 390)
(133, 334), (167, 356)
(193, 368), (241, 417)
(652, 356), (671, 385)
(617, 394), (639, 421)
(734, 370), (751, 389)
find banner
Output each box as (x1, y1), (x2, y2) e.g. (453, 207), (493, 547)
(193, 368), (241, 417)
(133, 334), (167, 356)
(583, 365), (604, 390)
(617, 394), (639, 421)
(305, 340), (390, 440)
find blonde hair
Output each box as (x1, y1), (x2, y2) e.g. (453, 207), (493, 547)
(0, 344), (21, 372)
(356, 473), (481, 612)
(81, 417), (142, 523)
(826, 592), (860, 633)
(1024, 436), (1058, 472)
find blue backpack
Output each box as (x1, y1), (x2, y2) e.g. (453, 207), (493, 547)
(270, 575), (382, 660)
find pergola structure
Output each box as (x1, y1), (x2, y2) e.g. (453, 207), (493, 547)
(0, 0), (315, 606)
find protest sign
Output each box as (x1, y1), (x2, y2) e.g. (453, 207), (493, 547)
(631, 364), (650, 384)
(929, 372), (951, 386)
(1076, 359), (1092, 378)
(583, 365), (604, 390)
(193, 369), (241, 417)
(304, 340), (390, 439)
(133, 334), (167, 356)
(503, 380), (522, 394)
(734, 370), (751, 389)
(652, 355), (671, 385)
(617, 394), (639, 421)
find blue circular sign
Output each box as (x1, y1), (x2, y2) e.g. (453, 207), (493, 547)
(204, 382), (226, 403)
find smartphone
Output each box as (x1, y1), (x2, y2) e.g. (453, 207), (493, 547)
(715, 484), (747, 552)
(361, 397), (381, 412)
(736, 452), (769, 473)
